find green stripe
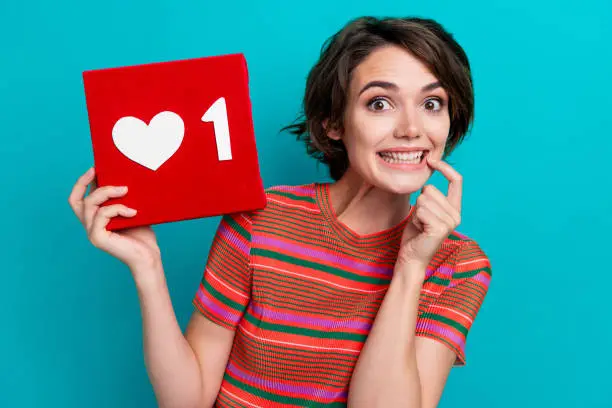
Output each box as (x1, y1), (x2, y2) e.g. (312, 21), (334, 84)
(454, 266), (492, 279)
(224, 370), (345, 407)
(254, 266), (388, 297)
(232, 353), (348, 386)
(243, 311), (366, 341)
(252, 248), (385, 285)
(420, 312), (468, 336)
(428, 276), (450, 286)
(253, 282), (379, 319)
(268, 190), (316, 203)
(202, 278), (244, 312)
(259, 223), (390, 265)
(239, 323), (358, 358)
(225, 215), (250, 241)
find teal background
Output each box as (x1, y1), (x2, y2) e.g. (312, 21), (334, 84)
(1, 0), (610, 407)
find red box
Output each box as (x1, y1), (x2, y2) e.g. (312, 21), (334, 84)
(82, 53), (266, 231)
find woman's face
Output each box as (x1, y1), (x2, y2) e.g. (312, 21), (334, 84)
(328, 45), (451, 194)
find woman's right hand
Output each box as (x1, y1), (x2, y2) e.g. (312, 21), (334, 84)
(68, 166), (162, 274)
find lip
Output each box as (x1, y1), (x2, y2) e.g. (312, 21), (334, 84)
(377, 147), (431, 153)
(376, 150), (429, 171)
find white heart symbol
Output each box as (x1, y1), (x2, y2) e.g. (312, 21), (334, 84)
(112, 111), (184, 171)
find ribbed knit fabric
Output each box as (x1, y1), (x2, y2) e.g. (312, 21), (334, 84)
(192, 182), (492, 407)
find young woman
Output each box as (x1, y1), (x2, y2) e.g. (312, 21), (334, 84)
(69, 16), (492, 408)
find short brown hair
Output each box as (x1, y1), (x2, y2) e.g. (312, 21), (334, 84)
(281, 16), (475, 181)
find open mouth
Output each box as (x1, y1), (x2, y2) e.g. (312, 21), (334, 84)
(377, 150), (429, 165)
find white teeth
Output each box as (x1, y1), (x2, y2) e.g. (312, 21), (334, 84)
(379, 150), (425, 164)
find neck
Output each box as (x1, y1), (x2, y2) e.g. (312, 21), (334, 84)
(327, 167), (413, 235)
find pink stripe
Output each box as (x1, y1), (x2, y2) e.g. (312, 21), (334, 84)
(426, 265), (454, 280)
(251, 302), (370, 332)
(416, 319), (465, 349)
(473, 271), (491, 286)
(273, 185), (315, 195)
(218, 223), (249, 256)
(196, 287), (241, 325)
(449, 270), (490, 289)
(227, 361), (347, 401)
(253, 235), (392, 276)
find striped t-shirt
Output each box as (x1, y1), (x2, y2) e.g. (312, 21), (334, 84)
(193, 182), (492, 407)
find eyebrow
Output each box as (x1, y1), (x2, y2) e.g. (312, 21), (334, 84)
(358, 80), (443, 95)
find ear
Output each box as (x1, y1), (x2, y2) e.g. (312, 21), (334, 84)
(323, 119), (342, 141)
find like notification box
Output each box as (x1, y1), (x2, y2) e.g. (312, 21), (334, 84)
(82, 53), (266, 231)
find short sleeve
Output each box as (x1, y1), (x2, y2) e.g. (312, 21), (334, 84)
(415, 240), (492, 366)
(192, 212), (253, 330)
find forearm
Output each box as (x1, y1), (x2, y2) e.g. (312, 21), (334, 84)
(348, 266), (424, 408)
(132, 266), (203, 408)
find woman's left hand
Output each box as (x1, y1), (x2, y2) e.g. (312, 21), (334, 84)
(396, 157), (463, 273)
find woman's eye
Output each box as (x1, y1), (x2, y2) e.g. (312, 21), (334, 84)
(368, 98), (392, 111)
(424, 98), (443, 112)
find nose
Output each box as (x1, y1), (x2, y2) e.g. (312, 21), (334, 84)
(393, 106), (421, 139)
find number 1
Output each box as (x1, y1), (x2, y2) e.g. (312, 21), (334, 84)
(201, 97), (233, 161)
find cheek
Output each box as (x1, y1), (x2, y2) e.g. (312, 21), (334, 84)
(350, 114), (395, 148)
(344, 117), (388, 153)
(424, 116), (451, 147)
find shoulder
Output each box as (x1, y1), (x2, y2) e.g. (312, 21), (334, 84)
(260, 183), (320, 213)
(444, 230), (492, 279)
(264, 183), (318, 201)
(223, 183), (320, 228)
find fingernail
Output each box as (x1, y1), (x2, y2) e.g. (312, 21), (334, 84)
(127, 208), (137, 215)
(118, 186), (128, 193)
(87, 167), (94, 175)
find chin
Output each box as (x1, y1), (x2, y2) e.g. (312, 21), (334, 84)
(363, 154), (433, 195)
(371, 175), (428, 195)
(369, 166), (432, 195)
